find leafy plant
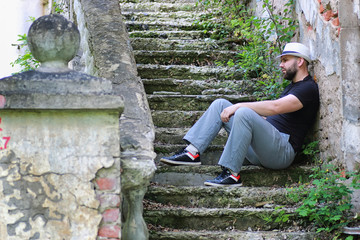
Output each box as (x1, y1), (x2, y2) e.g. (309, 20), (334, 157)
(195, 0), (297, 99)
(10, 28), (40, 74)
(288, 162), (360, 238)
(262, 205), (293, 226)
(52, 1), (66, 14)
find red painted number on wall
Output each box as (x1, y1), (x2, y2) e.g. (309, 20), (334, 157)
(0, 117), (10, 150)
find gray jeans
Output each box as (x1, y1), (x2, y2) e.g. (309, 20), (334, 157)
(184, 99), (296, 173)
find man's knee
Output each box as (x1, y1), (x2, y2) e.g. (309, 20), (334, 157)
(210, 98), (231, 110)
(234, 107), (257, 121)
(212, 98), (228, 106)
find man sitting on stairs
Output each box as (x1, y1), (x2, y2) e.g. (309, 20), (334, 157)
(160, 42), (320, 187)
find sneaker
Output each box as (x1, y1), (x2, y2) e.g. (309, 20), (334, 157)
(160, 148), (201, 166)
(204, 167), (242, 187)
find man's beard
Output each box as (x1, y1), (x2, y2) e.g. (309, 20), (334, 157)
(283, 62), (297, 80)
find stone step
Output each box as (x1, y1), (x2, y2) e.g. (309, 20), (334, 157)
(145, 185), (290, 208)
(154, 143), (222, 165)
(144, 206), (300, 231)
(155, 127), (227, 145)
(134, 50), (238, 66)
(154, 143), (310, 166)
(121, 2), (199, 13)
(122, 10), (208, 21)
(126, 20), (201, 31)
(138, 64), (242, 80)
(121, 0), (197, 4)
(143, 78), (256, 95)
(148, 94), (255, 111)
(148, 230), (317, 240)
(130, 38), (239, 51)
(129, 30), (210, 39)
(152, 110), (203, 127)
(152, 165), (312, 187)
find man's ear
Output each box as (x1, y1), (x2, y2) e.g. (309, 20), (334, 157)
(297, 57), (306, 67)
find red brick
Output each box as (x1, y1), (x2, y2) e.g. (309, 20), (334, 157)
(98, 225), (121, 238)
(337, 27), (341, 37)
(319, 3), (325, 13)
(103, 208), (120, 222)
(0, 95), (6, 108)
(96, 178), (117, 190)
(332, 17), (340, 27)
(323, 10), (333, 21)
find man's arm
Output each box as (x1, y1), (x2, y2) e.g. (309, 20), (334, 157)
(220, 94), (303, 122)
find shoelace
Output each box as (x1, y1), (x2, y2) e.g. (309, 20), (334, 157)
(173, 148), (187, 156)
(214, 167), (230, 180)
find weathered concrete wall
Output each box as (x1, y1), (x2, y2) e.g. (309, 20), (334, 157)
(339, 1), (360, 171)
(0, 14), (124, 239)
(295, 0), (342, 162)
(297, 0), (360, 169)
(0, 71), (123, 239)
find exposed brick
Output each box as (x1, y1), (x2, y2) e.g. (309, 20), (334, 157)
(96, 178), (117, 190)
(332, 17), (340, 27)
(0, 95), (6, 108)
(319, 3), (325, 13)
(98, 225), (121, 238)
(102, 208), (120, 222)
(323, 10), (333, 21)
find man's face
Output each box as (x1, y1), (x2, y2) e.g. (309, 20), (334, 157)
(279, 55), (298, 81)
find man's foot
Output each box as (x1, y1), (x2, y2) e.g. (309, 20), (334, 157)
(204, 167), (242, 187)
(160, 148), (201, 166)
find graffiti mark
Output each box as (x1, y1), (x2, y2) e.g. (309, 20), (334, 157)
(0, 117), (11, 150)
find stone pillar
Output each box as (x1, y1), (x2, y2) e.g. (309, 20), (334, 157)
(0, 15), (123, 239)
(73, 1), (157, 239)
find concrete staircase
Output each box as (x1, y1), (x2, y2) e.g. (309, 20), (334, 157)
(121, 0), (317, 239)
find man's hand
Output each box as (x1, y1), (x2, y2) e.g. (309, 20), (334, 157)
(221, 105), (239, 122)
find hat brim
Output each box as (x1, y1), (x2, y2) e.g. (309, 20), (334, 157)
(277, 52), (311, 63)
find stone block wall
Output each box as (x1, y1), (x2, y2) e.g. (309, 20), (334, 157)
(70, 0), (157, 239)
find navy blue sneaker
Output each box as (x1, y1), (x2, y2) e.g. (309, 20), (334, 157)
(160, 148), (201, 166)
(204, 167), (242, 187)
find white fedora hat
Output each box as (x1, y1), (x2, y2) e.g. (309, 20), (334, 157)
(278, 42), (311, 63)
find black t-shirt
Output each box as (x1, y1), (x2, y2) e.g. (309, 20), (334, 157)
(266, 75), (319, 152)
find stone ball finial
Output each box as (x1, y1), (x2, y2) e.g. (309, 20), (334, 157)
(28, 14), (80, 72)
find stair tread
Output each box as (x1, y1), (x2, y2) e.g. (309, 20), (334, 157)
(134, 49), (238, 54)
(152, 164), (313, 187)
(145, 206), (297, 213)
(122, 10), (208, 18)
(121, 2), (199, 12)
(149, 229), (317, 240)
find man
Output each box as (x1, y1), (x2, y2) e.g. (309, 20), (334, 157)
(160, 42), (320, 187)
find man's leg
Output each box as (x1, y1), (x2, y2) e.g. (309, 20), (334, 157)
(205, 107), (295, 186)
(183, 98), (233, 153)
(160, 99), (233, 165)
(218, 107), (295, 173)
